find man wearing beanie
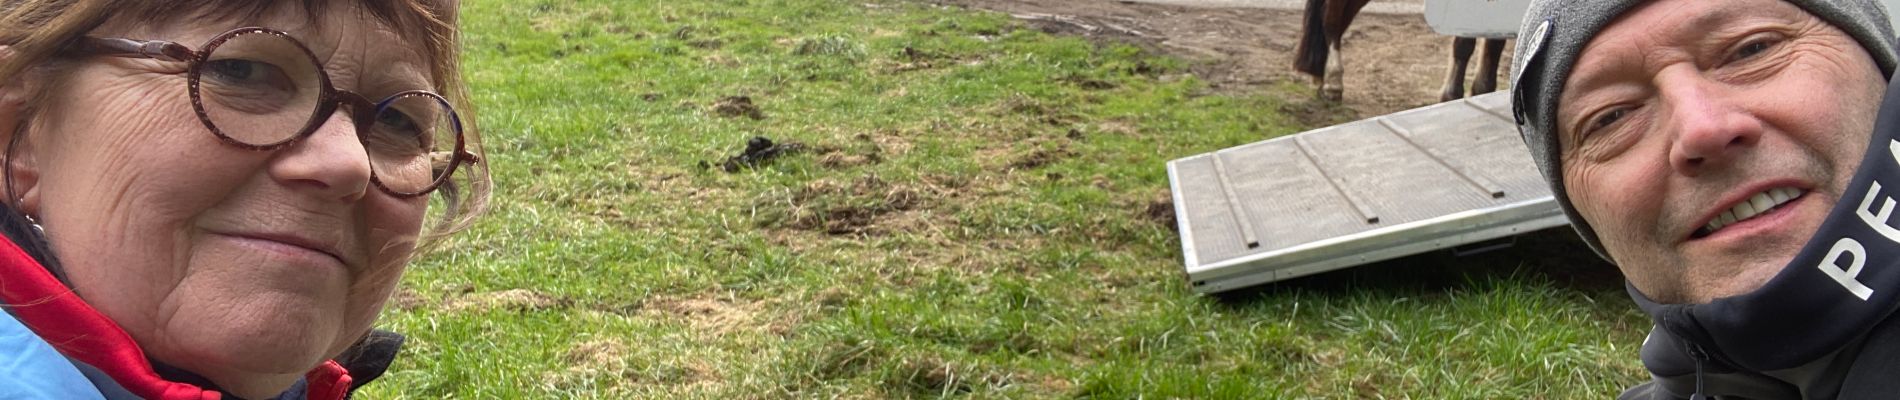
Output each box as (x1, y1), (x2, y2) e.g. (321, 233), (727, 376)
(1510, 0), (1900, 398)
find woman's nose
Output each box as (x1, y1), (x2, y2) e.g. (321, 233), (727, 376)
(1661, 68), (1763, 176)
(267, 109), (373, 202)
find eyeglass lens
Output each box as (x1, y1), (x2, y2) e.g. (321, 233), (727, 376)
(194, 29), (460, 196)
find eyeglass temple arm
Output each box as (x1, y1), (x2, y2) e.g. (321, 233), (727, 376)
(69, 37), (195, 62)
(433, 151), (481, 166)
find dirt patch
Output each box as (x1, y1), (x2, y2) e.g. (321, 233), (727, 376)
(988, 93), (1080, 127)
(389, 288), (429, 311)
(710, 95), (766, 120)
(861, 130), (916, 156)
(872, 44), (999, 75)
(771, 175), (931, 236)
(815, 131), (909, 170)
(566, 339), (632, 370)
(1093, 119), (1141, 137)
(555, 338), (719, 388)
(817, 152), (879, 169)
(1277, 95), (1363, 128)
(1006, 144), (1076, 171)
(444, 289), (568, 312)
(643, 295), (764, 335)
(1144, 195), (1178, 231)
(933, 0), (1515, 118)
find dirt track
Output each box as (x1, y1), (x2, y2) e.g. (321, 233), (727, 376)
(933, 0), (1514, 119)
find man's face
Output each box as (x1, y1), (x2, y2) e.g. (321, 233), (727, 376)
(1557, 0), (1888, 304)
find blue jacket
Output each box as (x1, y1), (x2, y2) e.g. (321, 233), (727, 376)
(0, 308), (105, 399)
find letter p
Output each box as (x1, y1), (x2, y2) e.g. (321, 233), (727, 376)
(1820, 238), (1876, 301)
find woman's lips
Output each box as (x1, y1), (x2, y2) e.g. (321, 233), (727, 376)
(214, 232), (348, 268)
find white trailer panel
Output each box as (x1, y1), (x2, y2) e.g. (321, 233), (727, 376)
(1167, 93), (1569, 293)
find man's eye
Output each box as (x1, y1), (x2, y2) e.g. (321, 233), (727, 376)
(1729, 39), (1777, 63)
(1587, 108), (1630, 136)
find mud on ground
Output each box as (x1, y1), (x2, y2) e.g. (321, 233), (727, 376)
(931, 0), (1515, 120)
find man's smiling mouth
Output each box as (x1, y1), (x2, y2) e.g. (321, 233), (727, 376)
(1695, 187), (1806, 237)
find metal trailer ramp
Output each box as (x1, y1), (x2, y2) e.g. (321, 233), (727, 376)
(1167, 92), (1570, 293)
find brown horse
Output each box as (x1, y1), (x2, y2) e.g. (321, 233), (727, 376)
(1293, 0), (1506, 102)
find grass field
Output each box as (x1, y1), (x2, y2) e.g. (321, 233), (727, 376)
(364, 0), (1654, 398)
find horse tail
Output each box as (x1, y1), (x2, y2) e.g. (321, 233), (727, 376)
(1291, 0), (1330, 80)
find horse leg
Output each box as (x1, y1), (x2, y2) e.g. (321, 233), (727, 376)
(1471, 38), (1506, 95)
(1441, 37), (1475, 102)
(1314, 74), (1328, 99)
(1293, 0), (1332, 99)
(1318, 0), (1371, 102)
(1323, 40), (1345, 101)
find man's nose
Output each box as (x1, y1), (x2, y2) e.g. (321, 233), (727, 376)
(266, 109), (374, 202)
(1661, 67), (1763, 176)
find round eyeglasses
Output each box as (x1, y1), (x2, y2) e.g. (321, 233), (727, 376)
(67, 27), (478, 198)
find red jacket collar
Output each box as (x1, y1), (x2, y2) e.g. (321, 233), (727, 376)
(0, 236), (352, 400)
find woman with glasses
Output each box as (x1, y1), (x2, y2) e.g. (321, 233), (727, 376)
(0, 0), (488, 398)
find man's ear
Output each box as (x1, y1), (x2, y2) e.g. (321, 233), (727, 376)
(0, 46), (42, 216)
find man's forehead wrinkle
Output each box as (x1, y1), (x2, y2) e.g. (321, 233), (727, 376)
(1569, 37), (1649, 94)
(1679, 1), (1750, 33)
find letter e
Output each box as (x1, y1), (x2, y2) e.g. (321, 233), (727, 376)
(1858, 182), (1900, 243)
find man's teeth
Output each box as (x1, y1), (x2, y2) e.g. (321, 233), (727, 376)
(1704, 188), (1804, 234)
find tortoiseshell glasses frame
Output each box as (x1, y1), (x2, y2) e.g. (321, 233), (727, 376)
(64, 26), (478, 198)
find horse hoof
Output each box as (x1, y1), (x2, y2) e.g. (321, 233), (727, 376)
(1321, 88), (1344, 102)
(1440, 90), (1463, 102)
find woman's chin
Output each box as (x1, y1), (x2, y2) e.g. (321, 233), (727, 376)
(155, 251), (360, 368)
(155, 312), (340, 398)
(156, 294), (349, 378)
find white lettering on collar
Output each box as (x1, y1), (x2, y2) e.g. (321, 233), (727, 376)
(1819, 237), (1874, 300)
(1821, 139), (1900, 301)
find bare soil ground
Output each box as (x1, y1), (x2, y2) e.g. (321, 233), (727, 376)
(931, 0), (1516, 120)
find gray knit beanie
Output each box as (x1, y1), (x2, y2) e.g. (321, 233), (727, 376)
(1509, 0), (1900, 263)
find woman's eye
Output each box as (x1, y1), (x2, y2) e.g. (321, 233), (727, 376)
(377, 110), (422, 136)
(205, 59), (294, 91)
(208, 59), (256, 80)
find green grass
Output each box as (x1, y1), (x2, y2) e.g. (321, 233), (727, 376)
(364, 0), (1651, 398)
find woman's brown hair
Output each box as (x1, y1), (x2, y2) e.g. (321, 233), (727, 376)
(0, 0), (490, 250)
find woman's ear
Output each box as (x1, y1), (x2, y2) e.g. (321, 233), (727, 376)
(0, 46), (42, 215)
